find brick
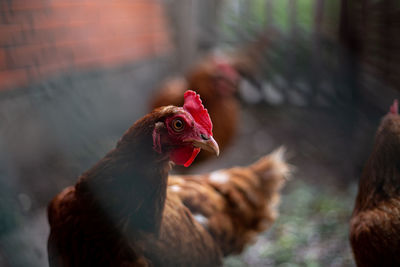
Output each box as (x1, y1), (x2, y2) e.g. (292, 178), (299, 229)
(0, 0), (171, 82)
(0, 49), (5, 70)
(0, 24), (24, 46)
(0, 69), (28, 90)
(44, 1), (155, 22)
(0, 25), (57, 46)
(32, 15), (93, 31)
(0, 9), (27, 24)
(4, 5), (89, 26)
(6, 42), (74, 71)
(5, 44), (44, 68)
(10, 0), (93, 11)
(71, 38), (127, 67)
(3, 1), (168, 44)
(11, 0), (47, 11)
(50, 19), (141, 45)
(71, 33), (160, 68)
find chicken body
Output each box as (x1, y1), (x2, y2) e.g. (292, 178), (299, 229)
(48, 92), (289, 266)
(48, 148), (289, 266)
(48, 185), (222, 266)
(350, 100), (400, 267)
(168, 147), (289, 256)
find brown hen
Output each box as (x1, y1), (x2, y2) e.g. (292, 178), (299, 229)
(350, 100), (400, 267)
(47, 91), (289, 267)
(48, 91), (220, 266)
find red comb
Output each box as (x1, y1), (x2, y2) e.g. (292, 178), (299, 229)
(183, 90), (213, 136)
(390, 99), (398, 115)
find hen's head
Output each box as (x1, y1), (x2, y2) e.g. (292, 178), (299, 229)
(375, 99), (400, 150)
(152, 90), (219, 167)
(389, 99), (398, 115)
(213, 57), (240, 96)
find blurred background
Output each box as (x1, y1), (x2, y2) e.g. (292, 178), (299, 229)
(0, 0), (399, 266)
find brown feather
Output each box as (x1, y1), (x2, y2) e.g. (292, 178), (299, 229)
(168, 147), (289, 256)
(350, 111), (400, 267)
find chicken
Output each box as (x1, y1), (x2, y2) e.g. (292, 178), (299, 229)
(350, 99), (400, 267)
(150, 54), (240, 164)
(47, 90), (220, 266)
(47, 90), (289, 266)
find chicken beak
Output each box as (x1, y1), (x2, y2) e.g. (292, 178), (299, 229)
(191, 136), (220, 156)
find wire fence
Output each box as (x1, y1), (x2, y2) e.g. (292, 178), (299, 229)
(218, 0), (356, 108)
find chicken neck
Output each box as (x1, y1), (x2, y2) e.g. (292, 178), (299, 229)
(356, 118), (400, 211)
(75, 115), (171, 234)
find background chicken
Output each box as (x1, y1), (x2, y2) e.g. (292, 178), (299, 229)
(47, 91), (289, 266)
(149, 27), (280, 167)
(350, 100), (400, 267)
(150, 54), (241, 165)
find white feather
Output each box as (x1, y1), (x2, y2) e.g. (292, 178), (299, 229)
(169, 185), (181, 192)
(209, 171), (230, 184)
(193, 214), (208, 226)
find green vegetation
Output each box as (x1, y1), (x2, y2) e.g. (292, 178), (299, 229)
(220, 0), (342, 39)
(297, 0), (314, 31)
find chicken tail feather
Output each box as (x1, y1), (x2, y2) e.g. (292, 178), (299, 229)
(169, 147), (291, 256)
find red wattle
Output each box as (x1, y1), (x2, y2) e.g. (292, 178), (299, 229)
(184, 147), (200, 167)
(170, 146), (200, 167)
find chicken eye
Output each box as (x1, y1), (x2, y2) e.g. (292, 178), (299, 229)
(172, 118), (185, 132)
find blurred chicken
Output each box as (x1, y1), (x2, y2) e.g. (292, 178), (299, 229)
(150, 28), (280, 164)
(150, 54), (240, 164)
(47, 91), (289, 266)
(350, 100), (400, 267)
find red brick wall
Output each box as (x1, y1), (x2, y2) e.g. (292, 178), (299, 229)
(0, 0), (172, 90)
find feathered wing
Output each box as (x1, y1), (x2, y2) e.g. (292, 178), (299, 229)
(167, 147), (290, 255)
(48, 186), (151, 267)
(135, 194), (223, 266)
(350, 200), (400, 267)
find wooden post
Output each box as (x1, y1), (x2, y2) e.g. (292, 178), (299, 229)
(164, 0), (198, 72)
(176, 0), (197, 72)
(196, 0), (222, 52)
(164, 0), (222, 72)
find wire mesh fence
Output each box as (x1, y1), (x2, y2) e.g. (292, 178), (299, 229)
(217, 0), (355, 108)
